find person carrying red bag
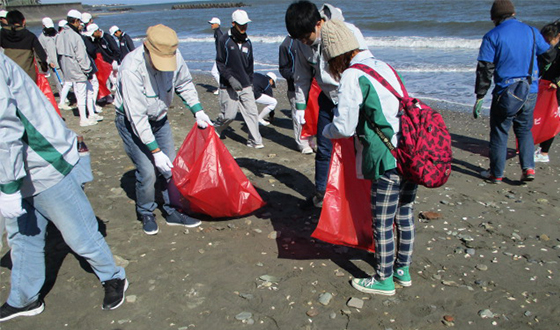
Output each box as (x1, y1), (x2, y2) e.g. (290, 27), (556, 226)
(114, 24), (213, 235)
(320, 19), (418, 297)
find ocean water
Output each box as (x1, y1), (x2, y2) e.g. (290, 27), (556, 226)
(31, 0), (560, 113)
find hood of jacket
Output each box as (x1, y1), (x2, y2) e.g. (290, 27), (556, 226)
(1, 25), (28, 43)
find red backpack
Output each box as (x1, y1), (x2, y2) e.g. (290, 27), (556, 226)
(350, 63), (452, 188)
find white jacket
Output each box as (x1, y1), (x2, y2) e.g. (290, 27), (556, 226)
(0, 54), (78, 198)
(56, 25), (93, 82)
(114, 46), (203, 151)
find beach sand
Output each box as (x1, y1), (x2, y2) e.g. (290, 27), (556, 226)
(1, 74), (559, 329)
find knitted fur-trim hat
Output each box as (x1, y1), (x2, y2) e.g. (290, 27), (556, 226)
(321, 19), (359, 61)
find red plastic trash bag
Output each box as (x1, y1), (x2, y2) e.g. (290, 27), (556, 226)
(35, 64), (61, 117)
(532, 79), (560, 145)
(312, 138), (374, 252)
(172, 124), (266, 218)
(301, 79), (321, 139)
(95, 53), (112, 100)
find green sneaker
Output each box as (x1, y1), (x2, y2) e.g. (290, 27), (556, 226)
(351, 276), (395, 295)
(394, 266), (412, 287)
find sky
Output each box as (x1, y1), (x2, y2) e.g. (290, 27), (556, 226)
(41, 0), (194, 4)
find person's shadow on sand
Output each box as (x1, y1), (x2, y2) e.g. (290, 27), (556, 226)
(0, 218), (108, 301)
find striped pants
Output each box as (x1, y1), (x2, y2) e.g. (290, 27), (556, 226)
(371, 169), (418, 281)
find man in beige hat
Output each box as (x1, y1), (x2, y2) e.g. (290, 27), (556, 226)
(114, 24), (213, 235)
(214, 9), (263, 148)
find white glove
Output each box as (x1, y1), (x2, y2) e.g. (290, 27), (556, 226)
(153, 151), (173, 178)
(0, 191), (27, 219)
(195, 111), (214, 129)
(295, 110), (306, 125)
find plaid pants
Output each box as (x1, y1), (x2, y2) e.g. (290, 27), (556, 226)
(371, 169), (418, 281)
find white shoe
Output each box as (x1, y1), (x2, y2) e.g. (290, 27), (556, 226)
(90, 114), (104, 121)
(246, 142), (264, 149)
(80, 119), (98, 127)
(213, 89), (220, 95)
(301, 146), (314, 154)
(258, 119), (270, 126)
(95, 105), (103, 113)
(534, 152), (550, 163)
(58, 103), (73, 111)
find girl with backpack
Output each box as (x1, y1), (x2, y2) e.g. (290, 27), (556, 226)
(321, 19), (418, 296)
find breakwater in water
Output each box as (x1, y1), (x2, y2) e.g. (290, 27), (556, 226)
(171, 2), (247, 10)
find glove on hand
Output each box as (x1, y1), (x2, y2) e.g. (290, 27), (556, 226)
(195, 111), (214, 129)
(0, 191), (27, 219)
(153, 151), (174, 178)
(473, 98), (483, 119)
(228, 77), (243, 91)
(295, 110), (306, 125)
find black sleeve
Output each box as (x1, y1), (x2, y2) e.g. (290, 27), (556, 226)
(278, 38), (294, 81)
(537, 44), (558, 76)
(105, 34), (121, 63)
(253, 73), (266, 99)
(475, 60), (494, 98)
(124, 34), (135, 52)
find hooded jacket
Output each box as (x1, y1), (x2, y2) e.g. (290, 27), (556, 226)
(216, 29), (254, 89)
(56, 24), (93, 82)
(0, 25), (48, 82)
(0, 53), (78, 198)
(38, 29), (59, 69)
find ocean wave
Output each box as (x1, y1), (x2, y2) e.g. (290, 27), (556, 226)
(365, 36), (481, 49)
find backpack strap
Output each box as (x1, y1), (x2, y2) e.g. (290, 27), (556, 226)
(349, 63), (402, 151)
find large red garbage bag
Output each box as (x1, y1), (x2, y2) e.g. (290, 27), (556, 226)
(35, 64), (61, 117)
(312, 138), (374, 252)
(172, 124), (266, 218)
(301, 79), (321, 138)
(532, 79), (560, 145)
(95, 53), (112, 100)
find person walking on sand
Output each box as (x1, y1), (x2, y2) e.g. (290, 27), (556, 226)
(57, 9), (99, 127)
(253, 71), (277, 126)
(0, 53), (128, 322)
(534, 22), (560, 163)
(474, 0), (552, 183)
(279, 35), (314, 154)
(214, 9), (264, 148)
(114, 24), (213, 235)
(208, 17), (223, 94)
(285, 1), (371, 207)
(320, 19), (418, 296)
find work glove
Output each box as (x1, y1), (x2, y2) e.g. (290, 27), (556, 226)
(153, 151), (173, 178)
(0, 191), (27, 219)
(228, 77), (243, 91)
(473, 98), (483, 119)
(295, 110), (306, 125)
(195, 111), (214, 129)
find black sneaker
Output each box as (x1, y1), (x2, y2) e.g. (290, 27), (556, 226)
(166, 211), (201, 228)
(102, 278), (128, 310)
(141, 214), (158, 235)
(0, 300), (45, 322)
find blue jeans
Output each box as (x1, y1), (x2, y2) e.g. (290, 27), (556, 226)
(5, 168), (125, 308)
(315, 93), (335, 192)
(115, 112), (176, 217)
(489, 92), (537, 178)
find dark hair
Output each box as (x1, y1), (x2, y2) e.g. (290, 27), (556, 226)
(7, 10), (25, 25)
(327, 50), (356, 81)
(43, 27), (57, 37)
(285, 0), (321, 39)
(541, 22), (559, 41)
(67, 17), (80, 25)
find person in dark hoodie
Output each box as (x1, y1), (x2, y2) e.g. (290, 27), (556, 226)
(0, 10), (48, 83)
(109, 25), (135, 62)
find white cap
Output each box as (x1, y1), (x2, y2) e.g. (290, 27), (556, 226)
(232, 10), (250, 25)
(266, 72), (277, 86)
(0, 10), (8, 19)
(58, 19), (68, 28)
(84, 23), (99, 37)
(67, 9), (82, 20)
(109, 25), (119, 36)
(208, 17), (221, 25)
(81, 12), (92, 24)
(42, 17), (54, 28)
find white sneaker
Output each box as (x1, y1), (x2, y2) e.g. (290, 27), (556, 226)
(301, 146), (314, 154)
(95, 105), (104, 113)
(58, 103), (73, 111)
(534, 152), (550, 163)
(258, 119), (270, 126)
(80, 119), (98, 127)
(246, 142), (264, 149)
(90, 114), (104, 121)
(213, 89), (220, 95)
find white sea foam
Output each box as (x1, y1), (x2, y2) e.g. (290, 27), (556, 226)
(365, 36), (481, 49)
